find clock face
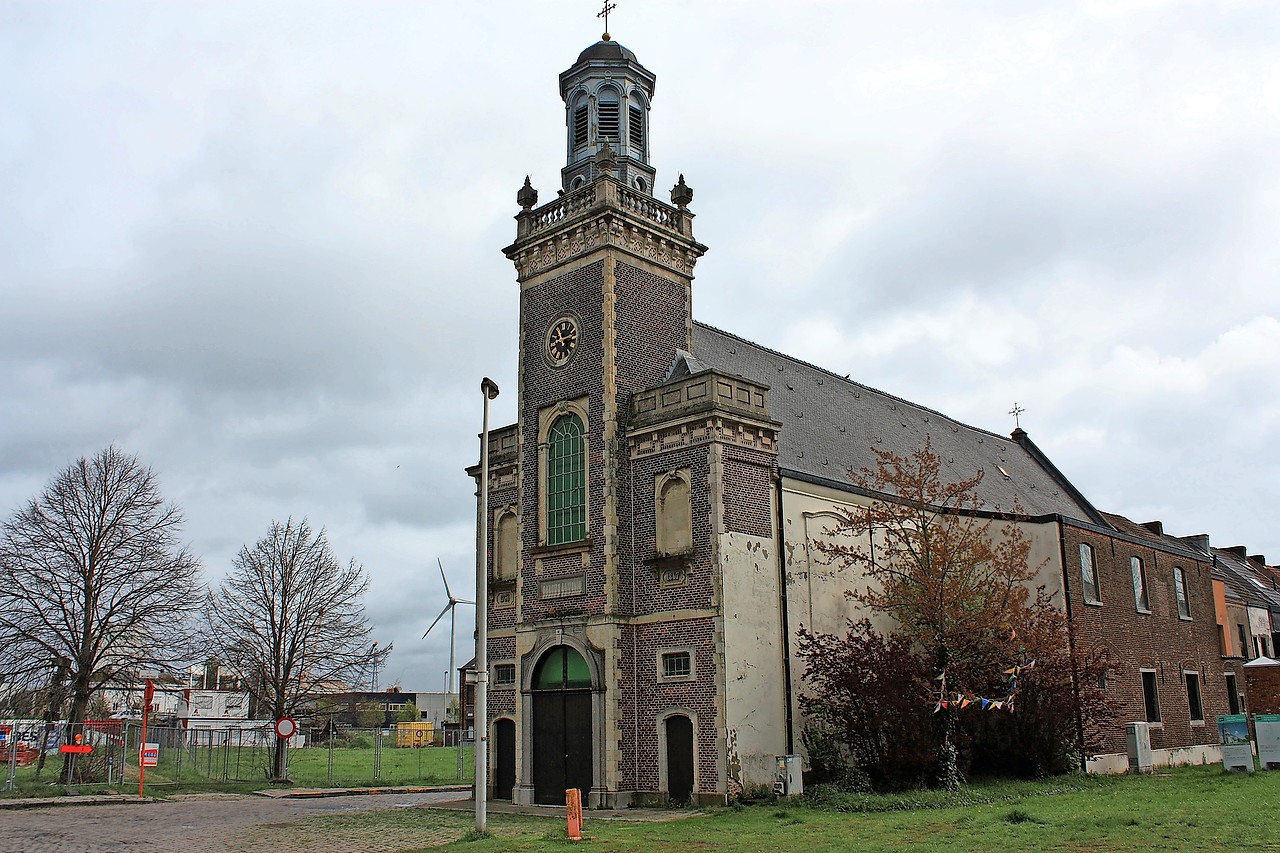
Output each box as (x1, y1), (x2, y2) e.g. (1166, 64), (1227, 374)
(546, 316), (579, 366)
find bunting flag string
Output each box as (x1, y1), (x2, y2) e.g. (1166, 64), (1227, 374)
(931, 657), (1036, 714)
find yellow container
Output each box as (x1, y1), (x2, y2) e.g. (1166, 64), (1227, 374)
(395, 721), (435, 747)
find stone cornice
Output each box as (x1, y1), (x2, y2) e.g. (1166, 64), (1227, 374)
(503, 178), (707, 282)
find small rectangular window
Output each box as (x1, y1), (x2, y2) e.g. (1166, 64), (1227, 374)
(1174, 566), (1191, 619)
(1142, 670), (1161, 723)
(494, 664), (516, 687)
(1226, 673), (1241, 715)
(1185, 672), (1204, 723)
(661, 651), (691, 679)
(1080, 543), (1101, 604)
(1238, 625), (1250, 658)
(1131, 556), (1150, 612)
(540, 575), (584, 600)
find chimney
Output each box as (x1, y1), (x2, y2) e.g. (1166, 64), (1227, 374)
(1180, 534), (1211, 553)
(1226, 546), (1247, 559)
(1141, 520), (1164, 536)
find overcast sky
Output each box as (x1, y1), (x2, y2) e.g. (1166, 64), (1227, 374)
(3, 1), (1277, 692)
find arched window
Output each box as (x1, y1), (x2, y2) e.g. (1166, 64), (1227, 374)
(546, 413), (586, 545)
(494, 510), (518, 580)
(533, 646), (592, 690)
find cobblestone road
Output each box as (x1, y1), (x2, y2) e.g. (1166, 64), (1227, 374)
(0, 791), (476, 853)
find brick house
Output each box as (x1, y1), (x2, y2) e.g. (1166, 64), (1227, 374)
(469, 36), (1244, 805)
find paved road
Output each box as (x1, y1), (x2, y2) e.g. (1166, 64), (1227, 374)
(0, 791), (472, 853)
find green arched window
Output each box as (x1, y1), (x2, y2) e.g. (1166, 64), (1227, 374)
(533, 646), (592, 690)
(546, 413), (586, 545)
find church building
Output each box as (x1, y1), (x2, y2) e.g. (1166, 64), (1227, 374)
(471, 35), (1237, 806)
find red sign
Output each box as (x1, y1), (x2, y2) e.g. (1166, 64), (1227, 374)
(275, 717), (297, 739)
(0, 725), (10, 744)
(140, 743), (159, 767)
(60, 744), (93, 754)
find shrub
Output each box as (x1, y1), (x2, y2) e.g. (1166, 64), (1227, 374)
(797, 620), (935, 790)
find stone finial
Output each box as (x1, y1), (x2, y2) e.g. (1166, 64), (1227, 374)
(594, 143), (618, 177)
(517, 176), (539, 210)
(670, 173), (693, 208)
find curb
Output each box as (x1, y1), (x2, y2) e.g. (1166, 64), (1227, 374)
(253, 784), (473, 799)
(0, 794), (158, 810)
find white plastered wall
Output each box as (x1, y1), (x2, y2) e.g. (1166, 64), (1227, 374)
(719, 529), (788, 791)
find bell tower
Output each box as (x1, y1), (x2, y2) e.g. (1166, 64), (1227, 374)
(559, 37), (658, 195)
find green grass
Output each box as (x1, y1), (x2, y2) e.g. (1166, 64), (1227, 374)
(383, 765), (1280, 852)
(285, 744), (474, 787)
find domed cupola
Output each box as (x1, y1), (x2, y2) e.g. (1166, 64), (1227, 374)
(558, 35), (658, 195)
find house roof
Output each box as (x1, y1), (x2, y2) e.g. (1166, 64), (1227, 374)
(690, 322), (1100, 521)
(1213, 547), (1280, 615)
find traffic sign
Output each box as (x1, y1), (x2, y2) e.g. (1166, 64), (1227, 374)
(275, 717), (297, 739)
(60, 744), (93, 754)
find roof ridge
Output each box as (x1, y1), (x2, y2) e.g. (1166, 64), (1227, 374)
(692, 320), (1016, 445)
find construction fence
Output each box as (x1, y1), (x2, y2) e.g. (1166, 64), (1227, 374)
(2, 720), (474, 789)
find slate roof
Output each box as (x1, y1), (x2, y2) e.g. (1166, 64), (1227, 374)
(690, 322), (1101, 522)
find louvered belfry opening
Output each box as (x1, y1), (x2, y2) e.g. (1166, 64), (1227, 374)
(597, 96), (620, 144)
(573, 105), (589, 149)
(628, 104), (644, 153)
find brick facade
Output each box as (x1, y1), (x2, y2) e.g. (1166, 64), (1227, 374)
(1063, 522), (1228, 756)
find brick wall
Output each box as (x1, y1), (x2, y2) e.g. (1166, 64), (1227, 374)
(1063, 524), (1228, 755)
(722, 446), (776, 537)
(619, 446), (715, 615)
(617, 618), (719, 794)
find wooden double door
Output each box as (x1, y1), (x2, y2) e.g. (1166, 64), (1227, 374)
(531, 689), (592, 805)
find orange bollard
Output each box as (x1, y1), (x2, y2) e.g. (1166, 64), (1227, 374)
(566, 787), (583, 841)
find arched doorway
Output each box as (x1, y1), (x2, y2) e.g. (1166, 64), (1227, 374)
(531, 645), (593, 805)
(494, 718), (515, 800)
(664, 714), (694, 803)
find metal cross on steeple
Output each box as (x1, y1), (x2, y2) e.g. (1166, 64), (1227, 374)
(598, 1), (617, 39)
(1009, 402), (1026, 429)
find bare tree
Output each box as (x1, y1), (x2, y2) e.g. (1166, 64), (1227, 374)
(204, 517), (388, 779)
(0, 446), (202, 782)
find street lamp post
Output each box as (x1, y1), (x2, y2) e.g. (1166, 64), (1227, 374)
(476, 376), (499, 832)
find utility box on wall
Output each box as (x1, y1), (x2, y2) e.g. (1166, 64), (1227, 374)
(1126, 722), (1153, 774)
(774, 754), (803, 797)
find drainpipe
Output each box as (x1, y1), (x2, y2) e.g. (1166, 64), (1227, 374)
(775, 477), (795, 755)
(1056, 517), (1087, 774)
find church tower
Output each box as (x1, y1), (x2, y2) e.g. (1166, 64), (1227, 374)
(479, 34), (709, 807)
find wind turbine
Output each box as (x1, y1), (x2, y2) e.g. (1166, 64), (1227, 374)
(422, 558), (475, 695)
